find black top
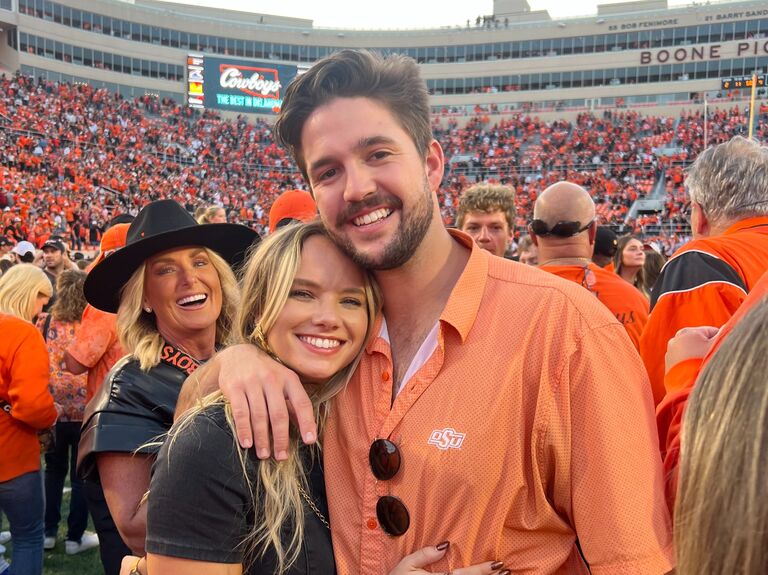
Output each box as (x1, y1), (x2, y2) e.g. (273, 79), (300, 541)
(77, 343), (200, 482)
(145, 404), (335, 574)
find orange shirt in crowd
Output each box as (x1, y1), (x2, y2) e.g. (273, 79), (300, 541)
(325, 232), (673, 575)
(0, 314), (58, 483)
(67, 304), (126, 401)
(640, 217), (768, 405)
(656, 270), (768, 512)
(541, 262), (649, 351)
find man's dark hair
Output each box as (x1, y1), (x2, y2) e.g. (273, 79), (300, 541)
(274, 49), (432, 181)
(107, 213), (135, 229)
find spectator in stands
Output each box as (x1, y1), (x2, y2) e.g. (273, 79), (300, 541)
(76, 201), (256, 560)
(183, 49), (673, 575)
(268, 189), (317, 234)
(675, 297), (768, 575)
(640, 136), (768, 406)
(614, 236), (649, 297)
(65, 223), (133, 575)
(532, 182), (649, 350)
(592, 226), (618, 269)
(0, 264), (56, 575)
(195, 206), (228, 224)
(516, 234), (538, 265)
(455, 184), (515, 258)
(34, 270), (99, 556)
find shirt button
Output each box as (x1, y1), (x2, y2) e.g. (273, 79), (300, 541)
(382, 371), (390, 381)
(366, 518), (378, 530)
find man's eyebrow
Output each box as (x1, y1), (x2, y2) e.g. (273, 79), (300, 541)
(307, 136), (398, 176)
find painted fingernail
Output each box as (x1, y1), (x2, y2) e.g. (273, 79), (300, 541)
(240, 437), (252, 448)
(256, 448), (270, 459)
(304, 431), (316, 443)
(276, 450), (288, 460)
(498, 570), (511, 575)
(490, 561), (504, 570)
(435, 541), (450, 551)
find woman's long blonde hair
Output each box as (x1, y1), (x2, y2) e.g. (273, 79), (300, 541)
(0, 263), (53, 322)
(675, 297), (768, 575)
(117, 248), (240, 370)
(171, 221), (380, 573)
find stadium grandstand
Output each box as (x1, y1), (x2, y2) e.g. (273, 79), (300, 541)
(0, 0), (766, 252)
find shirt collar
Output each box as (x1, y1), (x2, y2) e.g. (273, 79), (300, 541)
(365, 229), (488, 352)
(723, 215), (768, 236)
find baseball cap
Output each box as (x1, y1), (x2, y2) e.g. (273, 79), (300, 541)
(11, 240), (35, 257)
(594, 226), (618, 258)
(87, 223), (130, 270)
(268, 190), (317, 234)
(42, 239), (65, 252)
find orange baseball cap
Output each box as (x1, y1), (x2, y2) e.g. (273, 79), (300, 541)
(268, 190), (317, 234)
(87, 223), (130, 271)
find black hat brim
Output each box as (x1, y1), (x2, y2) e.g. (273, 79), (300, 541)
(84, 223), (259, 313)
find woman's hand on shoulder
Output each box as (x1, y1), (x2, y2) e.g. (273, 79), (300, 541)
(176, 343), (316, 461)
(390, 543), (509, 575)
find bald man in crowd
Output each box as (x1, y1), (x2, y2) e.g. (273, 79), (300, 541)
(531, 182), (649, 350)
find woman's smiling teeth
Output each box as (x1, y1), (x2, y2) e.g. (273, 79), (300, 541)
(353, 208), (391, 227)
(177, 293), (208, 306)
(298, 335), (342, 349)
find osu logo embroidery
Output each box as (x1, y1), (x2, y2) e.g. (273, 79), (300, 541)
(428, 428), (466, 451)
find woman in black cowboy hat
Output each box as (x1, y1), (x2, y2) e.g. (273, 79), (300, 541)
(76, 199), (258, 567)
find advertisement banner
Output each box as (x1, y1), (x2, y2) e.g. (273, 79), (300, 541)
(186, 54), (298, 114)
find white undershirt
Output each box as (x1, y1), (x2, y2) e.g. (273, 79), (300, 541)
(378, 318), (440, 397)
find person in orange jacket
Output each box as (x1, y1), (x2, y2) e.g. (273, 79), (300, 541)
(0, 264), (57, 575)
(640, 136), (768, 406)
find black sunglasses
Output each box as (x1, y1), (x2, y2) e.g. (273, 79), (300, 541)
(369, 438), (410, 537)
(529, 218), (595, 238)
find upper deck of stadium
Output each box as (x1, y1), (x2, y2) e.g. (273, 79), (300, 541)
(0, 0), (765, 114)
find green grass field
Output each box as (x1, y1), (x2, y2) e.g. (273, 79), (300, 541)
(3, 489), (103, 575)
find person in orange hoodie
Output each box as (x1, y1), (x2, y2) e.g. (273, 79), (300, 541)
(640, 136), (768, 406)
(0, 264), (57, 575)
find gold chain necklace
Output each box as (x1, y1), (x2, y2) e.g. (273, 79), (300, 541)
(298, 484), (330, 531)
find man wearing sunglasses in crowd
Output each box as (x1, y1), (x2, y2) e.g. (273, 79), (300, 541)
(180, 50), (673, 574)
(532, 182), (649, 351)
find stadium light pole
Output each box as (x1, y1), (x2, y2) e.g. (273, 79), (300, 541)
(748, 71), (757, 139)
(703, 92), (708, 149)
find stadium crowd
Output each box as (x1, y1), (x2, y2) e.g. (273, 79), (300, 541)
(0, 47), (768, 575)
(0, 70), (766, 258)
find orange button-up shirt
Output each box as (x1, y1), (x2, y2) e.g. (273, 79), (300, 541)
(325, 231), (673, 575)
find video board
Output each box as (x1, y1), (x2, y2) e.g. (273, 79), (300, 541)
(186, 54), (298, 115)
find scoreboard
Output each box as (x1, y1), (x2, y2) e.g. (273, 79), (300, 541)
(721, 75), (766, 90)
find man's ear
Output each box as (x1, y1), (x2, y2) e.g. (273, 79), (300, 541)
(692, 201), (711, 237)
(587, 222), (597, 245)
(424, 140), (445, 193)
(528, 226), (539, 247)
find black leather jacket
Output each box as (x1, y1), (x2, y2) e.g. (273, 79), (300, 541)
(77, 344), (198, 482)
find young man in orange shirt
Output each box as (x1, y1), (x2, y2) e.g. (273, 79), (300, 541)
(640, 136), (768, 405)
(532, 182), (649, 351)
(183, 50), (673, 575)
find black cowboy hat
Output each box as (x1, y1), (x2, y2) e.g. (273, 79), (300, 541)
(84, 199), (259, 313)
